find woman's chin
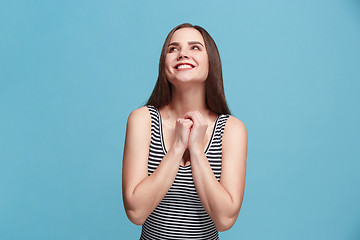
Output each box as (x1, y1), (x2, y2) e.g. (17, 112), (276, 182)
(169, 77), (206, 85)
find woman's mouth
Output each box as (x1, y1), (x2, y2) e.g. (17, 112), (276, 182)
(175, 63), (195, 70)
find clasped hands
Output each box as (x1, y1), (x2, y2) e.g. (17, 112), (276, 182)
(174, 111), (208, 155)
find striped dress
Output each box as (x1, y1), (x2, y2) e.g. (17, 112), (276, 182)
(140, 105), (230, 240)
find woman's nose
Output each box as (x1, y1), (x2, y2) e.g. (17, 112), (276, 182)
(177, 49), (189, 60)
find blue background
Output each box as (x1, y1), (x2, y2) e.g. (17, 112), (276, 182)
(1, 0), (359, 239)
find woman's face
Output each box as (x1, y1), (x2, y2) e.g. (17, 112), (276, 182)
(164, 28), (209, 85)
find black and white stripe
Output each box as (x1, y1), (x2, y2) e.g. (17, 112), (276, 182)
(140, 105), (229, 240)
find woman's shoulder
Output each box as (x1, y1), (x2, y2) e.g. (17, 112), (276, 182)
(223, 115), (247, 138)
(127, 106), (151, 125)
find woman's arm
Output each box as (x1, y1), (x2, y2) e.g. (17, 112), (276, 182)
(185, 112), (248, 231)
(122, 107), (192, 225)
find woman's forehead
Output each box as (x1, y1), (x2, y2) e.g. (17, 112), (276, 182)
(170, 28), (205, 45)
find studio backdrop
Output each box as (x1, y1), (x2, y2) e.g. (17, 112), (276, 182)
(1, 0), (359, 239)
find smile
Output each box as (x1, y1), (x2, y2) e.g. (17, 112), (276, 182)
(175, 63), (195, 70)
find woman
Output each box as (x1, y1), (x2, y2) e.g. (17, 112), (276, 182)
(122, 23), (247, 240)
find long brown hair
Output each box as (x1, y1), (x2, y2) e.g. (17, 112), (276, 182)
(146, 23), (231, 115)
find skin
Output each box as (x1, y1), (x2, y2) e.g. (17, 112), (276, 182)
(122, 28), (248, 232)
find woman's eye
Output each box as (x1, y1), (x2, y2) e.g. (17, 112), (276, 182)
(192, 46), (200, 50)
(168, 47), (178, 53)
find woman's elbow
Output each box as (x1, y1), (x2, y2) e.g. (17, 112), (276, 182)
(126, 210), (146, 226)
(215, 216), (237, 232)
(125, 208), (146, 225)
(129, 217), (146, 226)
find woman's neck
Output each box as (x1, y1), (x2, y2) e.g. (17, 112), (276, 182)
(167, 83), (208, 118)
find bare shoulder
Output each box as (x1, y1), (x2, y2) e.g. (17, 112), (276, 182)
(125, 106), (152, 143)
(124, 106), (151, 157)
(127, 106), (151, 126)
(128, 106), (150, 120)
(222, 115), (248, 167)
(222, 115), (247, 153)
(224, 115), (247, 138)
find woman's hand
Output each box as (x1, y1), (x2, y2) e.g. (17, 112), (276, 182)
(183, 111), (208, 153)
(173, 117), (194, 152)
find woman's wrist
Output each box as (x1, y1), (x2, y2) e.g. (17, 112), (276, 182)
(170, 141), (187, 156)
(188, 146), (203, 158)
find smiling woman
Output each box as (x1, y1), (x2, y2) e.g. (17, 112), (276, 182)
(164, 28), (209, 85)
(122, 23), (248, 240)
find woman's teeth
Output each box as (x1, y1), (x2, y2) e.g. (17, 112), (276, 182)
(177, 64), (192, 69)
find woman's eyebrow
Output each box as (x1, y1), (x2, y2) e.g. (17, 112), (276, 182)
(188, 41), (204, 47)
(168, 42), (180, 47)
(168, 41), (204, 47)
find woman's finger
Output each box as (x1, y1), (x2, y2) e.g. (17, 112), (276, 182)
(184, 111), (205, 127)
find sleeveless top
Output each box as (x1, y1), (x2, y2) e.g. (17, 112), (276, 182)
(140, 105), (230, 240)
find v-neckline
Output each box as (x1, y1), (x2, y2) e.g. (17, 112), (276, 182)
(157, 108), (220, 168)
